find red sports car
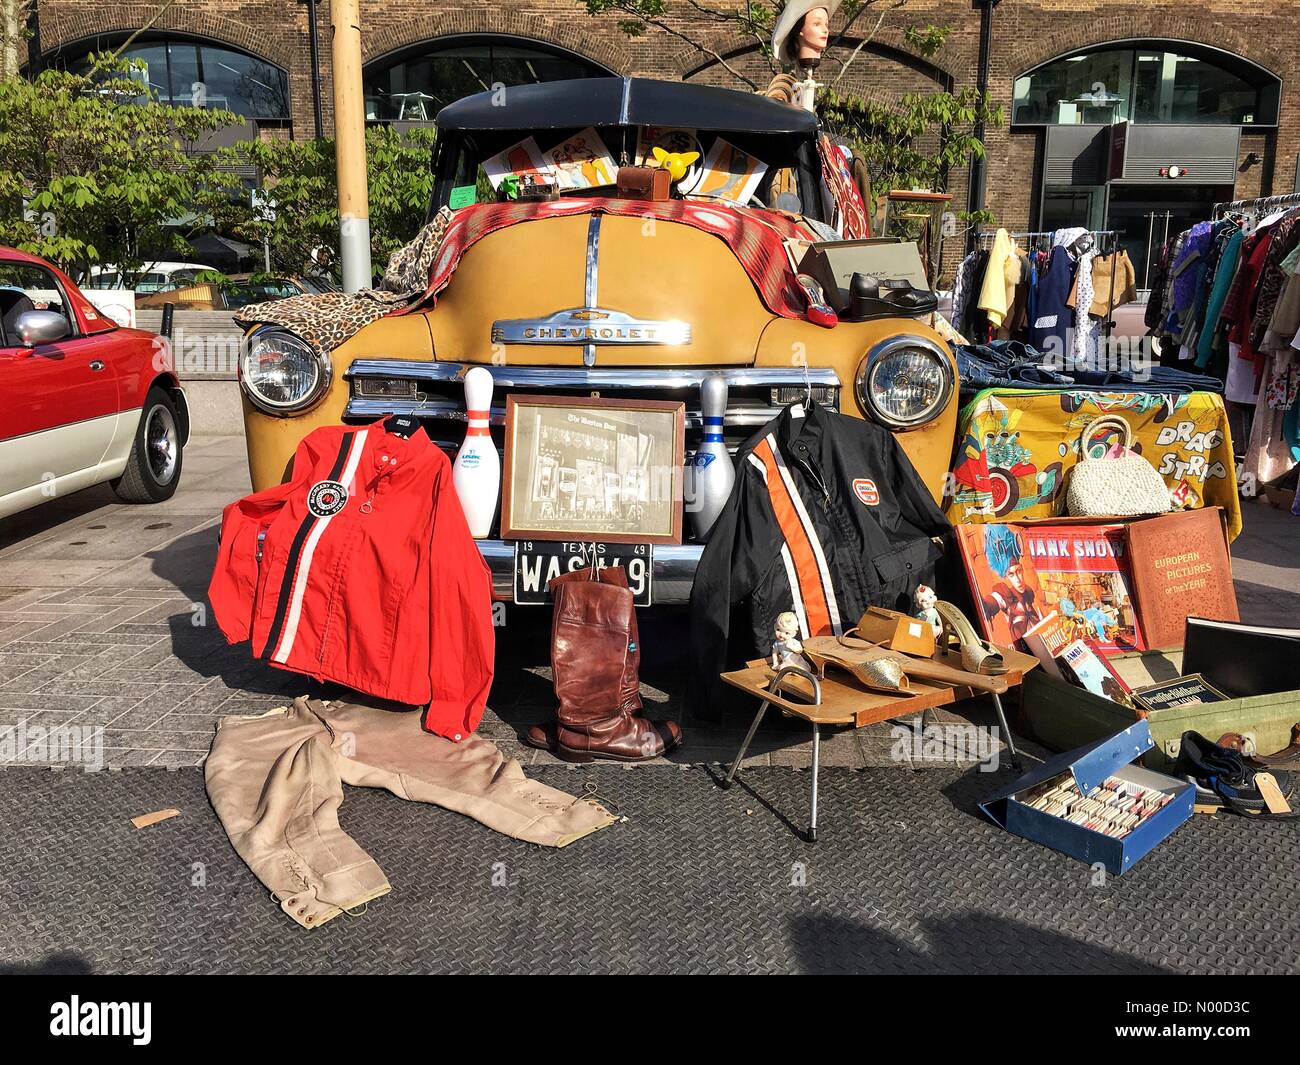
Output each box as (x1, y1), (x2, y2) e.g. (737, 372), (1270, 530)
(0, 246), (189, 520)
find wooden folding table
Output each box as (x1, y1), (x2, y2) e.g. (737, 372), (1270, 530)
(718, 646), (1037, 842)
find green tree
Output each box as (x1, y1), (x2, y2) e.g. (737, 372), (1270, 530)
(0, 56), (236, 281)
(581, 0), (897, 89)
(205, 125), (438, 280)
(820, 25), (1001, 219)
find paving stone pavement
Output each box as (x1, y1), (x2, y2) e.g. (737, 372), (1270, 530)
(1, 435), (1297, 770)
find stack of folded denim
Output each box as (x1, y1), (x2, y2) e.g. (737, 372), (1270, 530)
(954, 341), (1072, 396)
(954, 341), (1224, 400)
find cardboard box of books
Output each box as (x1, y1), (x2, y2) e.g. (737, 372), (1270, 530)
(1021, 639), (1300, 773)
(954, 513), (1297, 769)
(980, 719), (1193, 876)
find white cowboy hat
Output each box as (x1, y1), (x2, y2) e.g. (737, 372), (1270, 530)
(771, 0), (843, 65)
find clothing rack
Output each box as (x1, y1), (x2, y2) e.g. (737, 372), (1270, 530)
(1212, 192), (1300, 221)
(977, 229), (1119, 254)
(976, 229), (1121, 339)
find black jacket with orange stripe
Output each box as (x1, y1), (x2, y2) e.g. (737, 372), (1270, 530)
(689, 401), (952, 710)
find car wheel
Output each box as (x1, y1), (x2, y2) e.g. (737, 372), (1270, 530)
(112, 386), (184, 503)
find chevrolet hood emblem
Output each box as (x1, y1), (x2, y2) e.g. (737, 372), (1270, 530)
(491, 307), (692, 347)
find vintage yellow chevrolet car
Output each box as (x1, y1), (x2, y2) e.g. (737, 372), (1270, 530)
(237, 77), (958, 603)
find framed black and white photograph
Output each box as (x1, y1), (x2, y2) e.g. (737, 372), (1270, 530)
(501, 395), (685, 545)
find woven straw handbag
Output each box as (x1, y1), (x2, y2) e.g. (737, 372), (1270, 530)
(1065, 415), (1171, 517)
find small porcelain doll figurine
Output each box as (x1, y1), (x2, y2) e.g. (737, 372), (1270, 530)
(914, 585), (942, 638)
(771, 611), (811, 673)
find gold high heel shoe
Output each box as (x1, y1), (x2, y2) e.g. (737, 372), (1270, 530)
(933, 601), (1009, 676)
(801, 635), (912, 694)
(804, 630), (1011, 695)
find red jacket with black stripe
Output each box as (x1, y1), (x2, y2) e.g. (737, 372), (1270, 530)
(208, 420), (494, 741)
(689, 401), (951, 709)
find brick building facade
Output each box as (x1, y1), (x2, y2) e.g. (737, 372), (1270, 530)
(23, 0), (1300, 281)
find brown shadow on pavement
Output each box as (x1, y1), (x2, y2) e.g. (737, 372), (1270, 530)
(788, 912), (1170, 974)
(0, 484), (119, 549)
(0, 950), (95, 974)
(149, 526), (331, 698)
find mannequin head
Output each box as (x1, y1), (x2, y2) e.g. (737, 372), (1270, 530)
(794, 7), (831, 62)
(772, 2), (841, 71)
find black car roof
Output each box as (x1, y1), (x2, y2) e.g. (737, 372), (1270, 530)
(435, 76), (818, 136)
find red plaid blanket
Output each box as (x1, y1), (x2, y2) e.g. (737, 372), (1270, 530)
(404, 197), (815, 321)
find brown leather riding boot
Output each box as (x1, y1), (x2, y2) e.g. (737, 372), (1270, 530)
(522, 567), (617, 753)
(523, 566), (680, 762)
(609, 573), (682, 755)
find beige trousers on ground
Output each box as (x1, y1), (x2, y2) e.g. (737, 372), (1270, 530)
(206, 697), (616, 929)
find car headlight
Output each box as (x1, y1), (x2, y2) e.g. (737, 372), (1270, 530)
(239, 328), (331, 414)
(855, 335), (954, 430)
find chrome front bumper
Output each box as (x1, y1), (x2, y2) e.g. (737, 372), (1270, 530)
(478, 539), (703, 605)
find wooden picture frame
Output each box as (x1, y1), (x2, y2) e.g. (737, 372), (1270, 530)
(500, 394), (685, 545)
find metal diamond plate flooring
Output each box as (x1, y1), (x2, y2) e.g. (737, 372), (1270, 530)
(2, 763), (1296, 975)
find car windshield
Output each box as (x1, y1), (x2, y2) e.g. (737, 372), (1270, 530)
(430, 123), (825, 221)
(298, 275), (339, 295)
(135, 273), (170, 293)
(226, 280), (301, 308)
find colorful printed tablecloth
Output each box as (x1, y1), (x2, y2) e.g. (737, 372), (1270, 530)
(947, 389), (1242, 541)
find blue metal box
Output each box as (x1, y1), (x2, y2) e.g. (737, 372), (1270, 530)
(980, 719), (1194, 876)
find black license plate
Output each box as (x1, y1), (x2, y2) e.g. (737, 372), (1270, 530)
(513, 541), (653, 606)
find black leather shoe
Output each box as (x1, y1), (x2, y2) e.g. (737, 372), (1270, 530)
(1175, 730), (1299, 816)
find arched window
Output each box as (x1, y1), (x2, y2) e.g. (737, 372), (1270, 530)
(1014, 42), (1280, 127)
(363, 35), (614, 122)
(53, 34), (290, 121)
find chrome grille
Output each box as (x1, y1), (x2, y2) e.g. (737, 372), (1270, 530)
(343, 360), (841, 456)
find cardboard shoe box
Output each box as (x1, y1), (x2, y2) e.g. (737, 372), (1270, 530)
(980, 719), (1194, 876)
(796, 238), (930, 312)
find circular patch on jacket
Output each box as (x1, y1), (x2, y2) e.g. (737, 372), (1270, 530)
(852, 478), (880, 506)
(307, 480), (348, 517)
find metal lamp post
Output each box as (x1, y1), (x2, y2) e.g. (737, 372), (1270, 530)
(330, 0), (372, 292)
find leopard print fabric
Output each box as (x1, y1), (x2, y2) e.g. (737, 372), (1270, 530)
(232, 207), (454, 355)
(381, 206), (453, 292)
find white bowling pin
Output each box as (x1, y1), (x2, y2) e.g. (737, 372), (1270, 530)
(689, 374), (736, 541)
(453, 366), (500, 538)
